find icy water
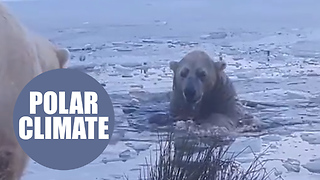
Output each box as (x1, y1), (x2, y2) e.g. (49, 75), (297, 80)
(3, 0), (320, 179)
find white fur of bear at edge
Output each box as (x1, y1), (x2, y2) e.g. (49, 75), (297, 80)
(0, 2), (70, 180)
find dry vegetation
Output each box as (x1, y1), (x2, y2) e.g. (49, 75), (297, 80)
(135, 132), (284, 180)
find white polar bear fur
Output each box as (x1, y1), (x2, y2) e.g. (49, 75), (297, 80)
(0, 2), (70, 180)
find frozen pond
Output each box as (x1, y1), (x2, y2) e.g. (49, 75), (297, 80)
(2, 0), (320, 179)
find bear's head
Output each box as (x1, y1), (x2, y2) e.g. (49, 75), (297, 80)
(169, 50), (226, 105)
(33, 35), (70, 72)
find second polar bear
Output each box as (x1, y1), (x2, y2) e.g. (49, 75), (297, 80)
(169, 50), (247, 131)
(0, 2), (70, 180)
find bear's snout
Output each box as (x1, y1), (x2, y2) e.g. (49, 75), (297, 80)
(184, 87), (195, 100)
(183, 84), (197, 103)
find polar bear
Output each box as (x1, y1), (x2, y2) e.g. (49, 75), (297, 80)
(169, 50), (245, 131)
(0, 2), (69, 180)
(32, 33), (70, 71)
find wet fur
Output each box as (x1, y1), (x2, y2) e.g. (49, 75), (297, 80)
(169, 50), (244, 130)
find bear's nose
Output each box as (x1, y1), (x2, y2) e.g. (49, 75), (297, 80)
(184, 87), (196, 101)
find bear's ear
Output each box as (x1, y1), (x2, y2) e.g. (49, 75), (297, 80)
(214, 61), (227, 71)
(169, 61), (179, 72)
(56, 48), (70, 68)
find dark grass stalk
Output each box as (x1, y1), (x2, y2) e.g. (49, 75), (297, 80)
(141, 132), (284, 180)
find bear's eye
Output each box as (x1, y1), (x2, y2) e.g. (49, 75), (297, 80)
(180, 68), (189, 78)
(197, 70), (207, 79)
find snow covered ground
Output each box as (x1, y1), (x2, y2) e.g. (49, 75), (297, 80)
(2, 0), (320, 179)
